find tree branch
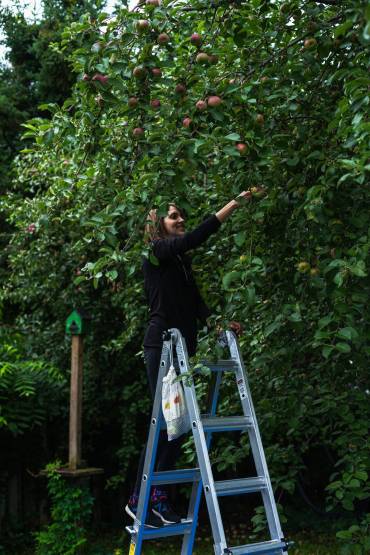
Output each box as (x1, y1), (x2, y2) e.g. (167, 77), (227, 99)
(311, 0), (339, 5)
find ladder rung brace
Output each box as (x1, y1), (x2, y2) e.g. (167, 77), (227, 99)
(228, 539), (286, 554)
(215, 477), (267, 497)
(201, 359), (239, 372)
(152, 468), (201, 485)
(202, 415), (253, 432)
(126, 520), (193, 540)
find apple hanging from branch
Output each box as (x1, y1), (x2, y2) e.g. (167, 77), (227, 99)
(175, 84), (187, 95)
(236, 143), (248, 154)
(157, 33), (170, 45)
(207, 95), (222, 107)
(196, 100), (207, 111)
(133, 66), (147, 79)
(137, 19), (150, 32)
(128, 97), (139, 108)
(133, 127), (145, 138)
(151, 67), (162, 78)
(190, 33), (202, 46)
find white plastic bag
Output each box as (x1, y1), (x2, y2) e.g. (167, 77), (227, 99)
(162, 364), (191, 441)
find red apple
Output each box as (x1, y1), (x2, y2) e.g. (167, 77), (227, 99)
(175, 83), (187, 95)
(82, 73), (90, 81)
(151, 67), (162, 78)
(207, 95), (222, 107)
(304, 38), (317, 49)
(182, 117), (192, 128)
(133, 127), (145, 137)
(236, 143), (248, 154)
(137, 19), (150, 32)
(157, 32), (170, 45)
(196, 100), (207, 111)
(133, 66), (147, 79)
(92, 73), (108, 85)
(196, 52), (209, 64)
(150, 99), (161, 109)
(128, 97), (139, 108)
(190, 33), (202, 46)
(208, 54), (219, 65)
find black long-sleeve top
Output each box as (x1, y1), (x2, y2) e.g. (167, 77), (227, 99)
(142, 214), (222, 356)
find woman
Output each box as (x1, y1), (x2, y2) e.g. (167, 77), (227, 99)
(125, 191), (251, 528)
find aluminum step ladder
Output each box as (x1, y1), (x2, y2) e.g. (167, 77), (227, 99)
(126, 328), (290, 555)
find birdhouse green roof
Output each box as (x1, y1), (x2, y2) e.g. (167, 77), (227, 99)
(65, 310), (84, 335)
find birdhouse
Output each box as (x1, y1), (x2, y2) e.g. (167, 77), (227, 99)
(65, 310), (84, 335)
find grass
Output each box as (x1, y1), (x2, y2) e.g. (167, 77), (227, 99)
(8, 528), (339, 555)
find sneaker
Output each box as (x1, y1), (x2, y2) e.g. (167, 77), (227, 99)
(150, 488), (182, 524)
(125, 494), (164, 529)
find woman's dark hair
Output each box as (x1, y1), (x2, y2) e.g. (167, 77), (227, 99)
(144, 203), (185, 244)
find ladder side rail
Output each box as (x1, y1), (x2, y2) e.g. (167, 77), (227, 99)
(133, 341), (171, 553)
(181, 370), (223, 555)
(172, 329), (228, 555)
(226, 331), (284, 541)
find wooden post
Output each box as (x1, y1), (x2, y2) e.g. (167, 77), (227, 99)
(69, 334), (83, 470)
(56, 309), (103, 483)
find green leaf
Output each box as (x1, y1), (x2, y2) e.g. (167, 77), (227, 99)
(322, 345), (334, 359)
(318, 315), (333, 329)
(336, 342), (351, 353)
(222, 271), (241, 289)
(234, 231), (246, 246)
(225, 132), (241, 141)
(106, 270), (118, 281)
(334, 20), (353, 39)
(149, 253), (159, 266)
(337, 327), (359, 341)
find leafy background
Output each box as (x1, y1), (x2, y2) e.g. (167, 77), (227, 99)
(0, 0), (369, 553)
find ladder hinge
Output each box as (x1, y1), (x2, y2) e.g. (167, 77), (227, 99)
(281, 537), (294, 551)
(162, 330), (172, 341)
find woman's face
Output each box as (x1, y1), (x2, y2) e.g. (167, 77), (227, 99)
(163, 205), (185, 236)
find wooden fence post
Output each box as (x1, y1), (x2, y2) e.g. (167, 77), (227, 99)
(69, 334), (83, 470)
(66, 309), (85, 470)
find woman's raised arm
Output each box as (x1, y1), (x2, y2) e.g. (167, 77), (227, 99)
(152, 191), (254, 260)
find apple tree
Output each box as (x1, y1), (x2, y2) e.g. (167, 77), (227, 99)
(2, 0), (369, 538)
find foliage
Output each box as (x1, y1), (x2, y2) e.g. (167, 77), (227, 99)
(0, 326), (66, 435)
(0, 0), (98, 189)
(336, 513), (370, 555)
(34, 461), (94, 555)
(0, 0), (369, 546)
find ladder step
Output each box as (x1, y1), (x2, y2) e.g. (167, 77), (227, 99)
(215, 477), (266, 497)
(202, 415), (253, 432)
(152, 468), (200, 485)
(228, 539), (286, 554)
(126, 519), (193, 539)
(201, 359), (239, 372)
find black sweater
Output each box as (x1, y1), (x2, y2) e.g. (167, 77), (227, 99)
(142, 214), (221, 356)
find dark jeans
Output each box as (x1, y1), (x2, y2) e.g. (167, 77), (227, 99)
(133, 346), (187, 496)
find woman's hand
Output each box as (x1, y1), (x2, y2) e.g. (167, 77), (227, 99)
(228, 321), (243, 337)
(215, 187), (265, 223)
(236, 187), (266, 204)
(235, 190), (253, 203)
